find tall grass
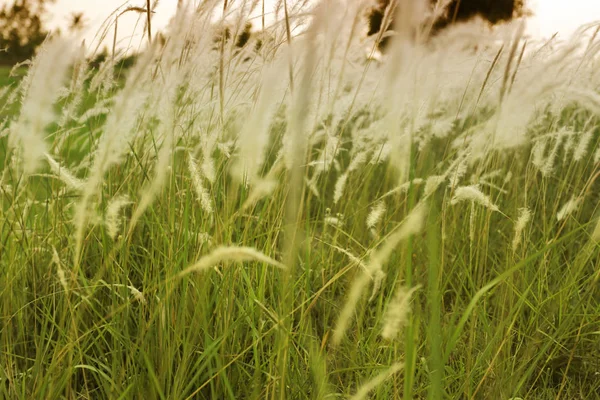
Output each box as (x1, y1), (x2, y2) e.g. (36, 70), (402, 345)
(1, 0), (600, 398)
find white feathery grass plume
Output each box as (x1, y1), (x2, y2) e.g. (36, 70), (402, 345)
(0, 126), (9, 139)
(381, 178), (425, 199)
(330, 245), (385, 301)
(331, 269), (373, 345)
(479, 179), (508, 194)
(77, 106), (111, 124)
(379, 0), (429, 182)
(370, 203), (426, 270)
(592, 216), (600, 244)
(119, 284), (147, 304)
(73, 47), (155, 265)
(98, 281), (147, 304)
(59, 42), (89, 126)
(369, 269), (387, 302)
(448, 155), (468, 189)
(348, 151), (368, 172)
(15, 57), (34, 101)
(232, 64), (284, 184)
(187, 154), (214, 214)
(0, 85), (12, 104)
(424, 175), (446, 197)
(574, 129), (593, 161)
(196, 232), (213, 246)
(242, 177), (279, 211)
(9, 38), (77, 175)
(9, 59), (31, 76)
(512, 207), (532, 252)
(557, 197), (581, 221)
(332, 204), (426, 346)
(480, 170), (503, 181)
(333, 172), (348, 204)
(51, 246), (68, 291)
(56, 86), (70, 99)
(331, 245), (369, 273)
(348, 362), (404, 400)
(201, 154), (216, 184)
(430, 118), (454, 138)
(89, 56), (117, 96)
(373, 142), (392, 164)
(105, 195), (133, 240)
(124, 23), (194, 237)
(216, 140), (234, 159)
(468, 197), (477, 245)
(241, 153), (285, 208)
(562, 131), (576, 161)
(540, 134), (565, 177)
(1, 151), (21, 197)
(313, 134), (341, 175)
(305, 176), (320, 198)
(312, 0), (369, 125)
(367, 201), (387, 229)
(489, 99), (535, 151)
(178, 246), (287, 278)
(450, 185), (499, 212)
(127, 121), (175, 235)
(83, 52), (153, 178)
(1, 85), (20, 115)
(595, 144), (600, 165)
(381, 284), (421, 339)
(126, 285), (146, 304)
(531, 138), (547, 171)
(44, 153), (84, 190)
(333, 152), (369, 204)
(324, 216), (344, 228)
(282, 43), (315, 174)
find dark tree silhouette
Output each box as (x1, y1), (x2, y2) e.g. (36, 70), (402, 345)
(68, 11), (86, 33)
(0, 0), (56, 65)
(368, 0), (528, 49)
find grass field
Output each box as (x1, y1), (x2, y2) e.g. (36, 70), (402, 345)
(1, 1), (600, 399)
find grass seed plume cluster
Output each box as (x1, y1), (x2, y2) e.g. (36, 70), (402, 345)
(1, 0), (600, 398)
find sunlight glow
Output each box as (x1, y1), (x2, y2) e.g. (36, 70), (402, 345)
(39, 0), (600, 49)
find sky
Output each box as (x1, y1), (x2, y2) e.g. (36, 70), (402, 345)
(7, 0), (600, 51)
(526, 0), (600, 39)
(48, 0), (180, 52)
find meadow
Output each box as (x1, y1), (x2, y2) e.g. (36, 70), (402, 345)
(1, 0), (600, 398)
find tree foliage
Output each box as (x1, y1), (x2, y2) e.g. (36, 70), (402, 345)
(368, 0), (528, 48)
(0, 0), (56, 65)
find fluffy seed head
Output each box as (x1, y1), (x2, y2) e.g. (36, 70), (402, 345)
(367, 201), (387, 229)
(45, 153), (84, 190)
(188, 154), (214, 214)
(105, 195), (133, 240)
(451, 185), (499, 212)
(512, 207), (532, 252)
(179, 246), (287, 278)
(557, 197), (581, 221)
(10, 38), (77, 175)
(381, 284), (421, 340)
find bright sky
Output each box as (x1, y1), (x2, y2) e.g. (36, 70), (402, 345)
(6, 0), (600, 51)
(48, 0), (180, 52)
(526, 0), (600, 39)
(46, 0), (282, 53)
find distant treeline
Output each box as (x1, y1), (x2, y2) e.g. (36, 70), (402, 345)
(0, 0), (57, 65)
(0, 0), (529, 66)
(368, 0), (528, 49)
